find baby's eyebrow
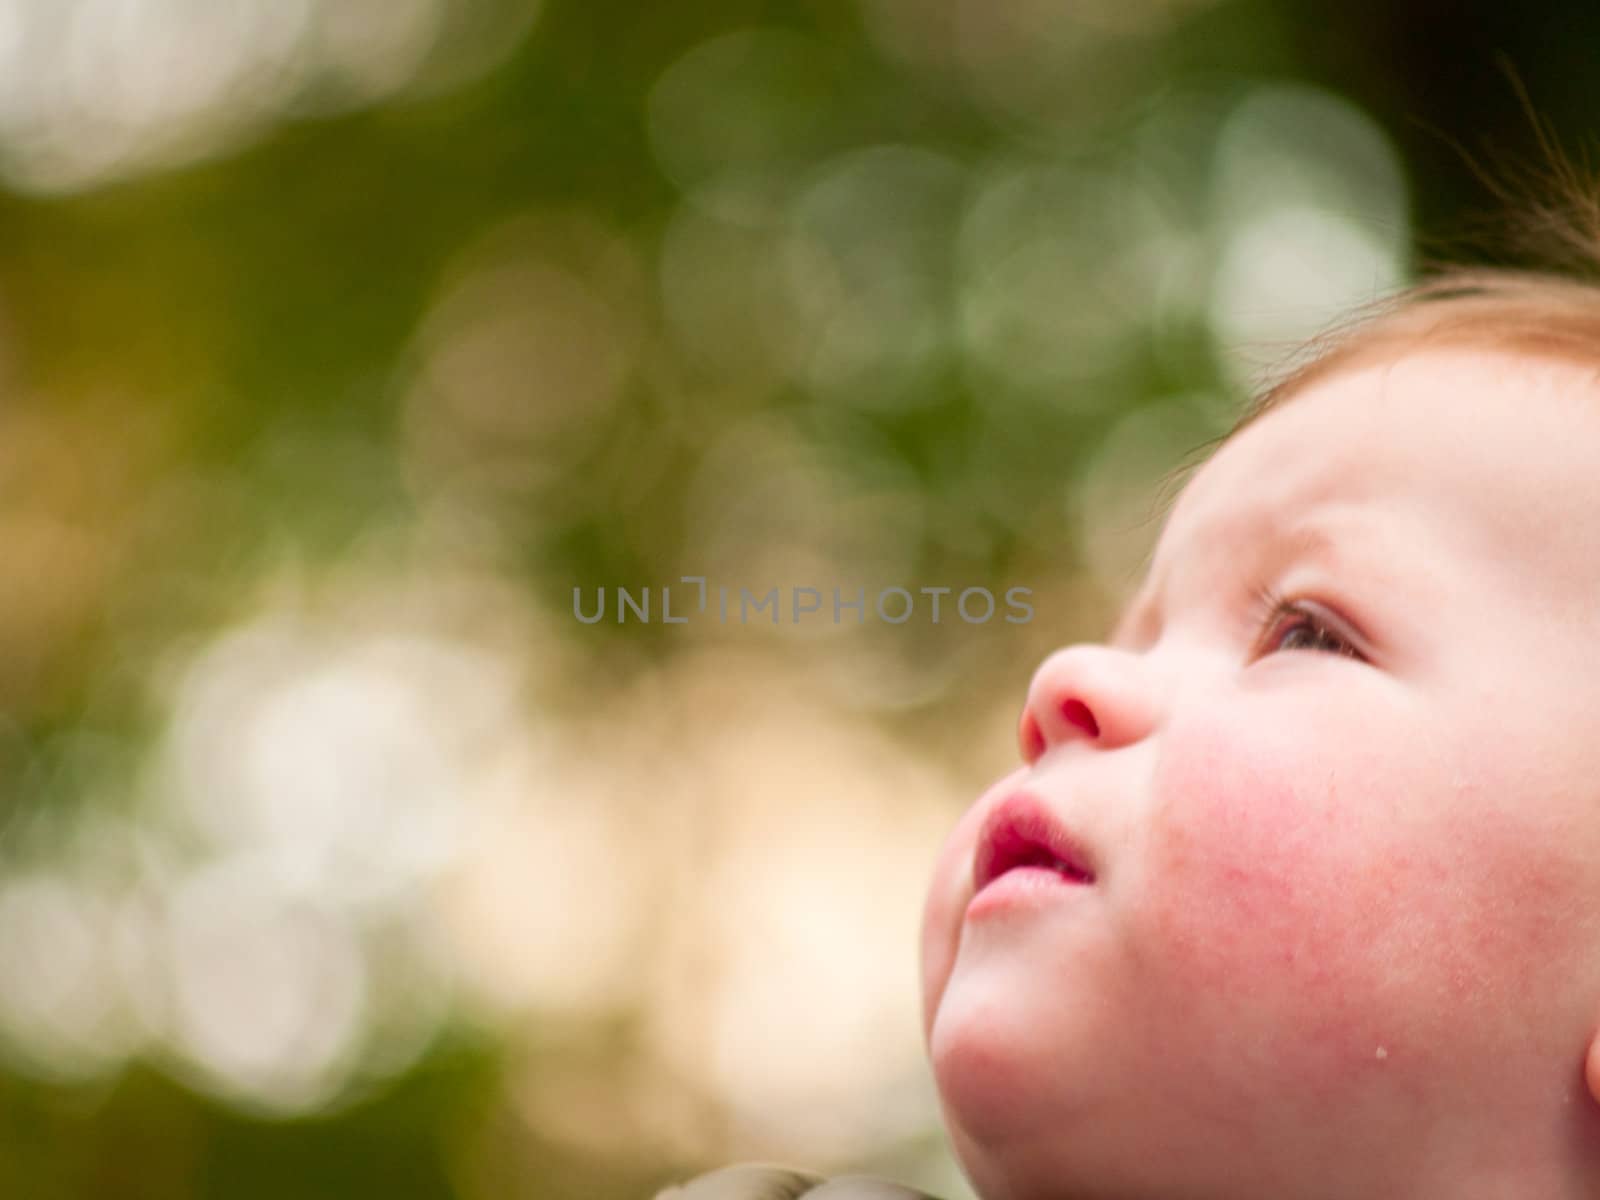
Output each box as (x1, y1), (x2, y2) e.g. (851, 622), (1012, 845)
(1106, 517), (1351, 650)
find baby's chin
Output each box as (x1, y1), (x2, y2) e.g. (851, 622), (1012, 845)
(929, 1049), (1133, 1200)
(926, 962), (1108, 1177)
(925, 944), (1235, 1200)
(929, 1050), (1058, 1200)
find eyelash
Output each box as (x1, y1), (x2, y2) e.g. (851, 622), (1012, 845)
(1250, 586), (1362, 661)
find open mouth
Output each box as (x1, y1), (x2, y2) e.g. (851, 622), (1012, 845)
(972, 792), (1096, 893)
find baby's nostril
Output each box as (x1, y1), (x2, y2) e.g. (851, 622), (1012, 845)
(1062, 699), (1099, 738)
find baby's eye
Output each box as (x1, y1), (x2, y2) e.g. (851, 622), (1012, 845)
(1254, 597), (1361, 660)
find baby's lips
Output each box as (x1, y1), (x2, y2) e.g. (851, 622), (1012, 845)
(972, 789), (1097, 893)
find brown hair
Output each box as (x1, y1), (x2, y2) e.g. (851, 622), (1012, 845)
(1231, 84), (1600, 438)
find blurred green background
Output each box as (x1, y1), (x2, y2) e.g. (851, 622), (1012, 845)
(0, 1), (1590, 1197)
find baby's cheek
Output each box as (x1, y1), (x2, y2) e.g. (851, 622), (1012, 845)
(1130, 727), (1456, 1098)
(1130, 717), (1597, 1108)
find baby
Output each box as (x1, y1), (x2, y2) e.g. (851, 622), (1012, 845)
(660, 251), (1600, 1198)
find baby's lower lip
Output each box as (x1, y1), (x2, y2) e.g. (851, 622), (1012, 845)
(965, 865), (1093, 920)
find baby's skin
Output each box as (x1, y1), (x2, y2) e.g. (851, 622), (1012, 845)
(920, 349), (1600, 1199)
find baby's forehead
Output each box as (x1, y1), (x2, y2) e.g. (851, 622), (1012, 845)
(1147, 350), (1600, 623)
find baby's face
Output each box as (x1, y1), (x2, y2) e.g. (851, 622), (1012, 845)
(920, 349), (1600, 1199)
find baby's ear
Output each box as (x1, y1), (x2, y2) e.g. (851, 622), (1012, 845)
(651, 1162), (946, 1200)
(1587, 1029), (1600, 1108)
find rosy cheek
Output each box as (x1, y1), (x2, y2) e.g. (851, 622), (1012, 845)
(1131, 721), (1438, 1096)
(1131, 711), (1599, 1105)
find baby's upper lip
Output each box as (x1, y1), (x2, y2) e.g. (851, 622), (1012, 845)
(972, 791), (1097, 893)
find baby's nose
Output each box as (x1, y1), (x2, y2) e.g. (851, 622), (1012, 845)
(1018, 643), (1159, 765)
